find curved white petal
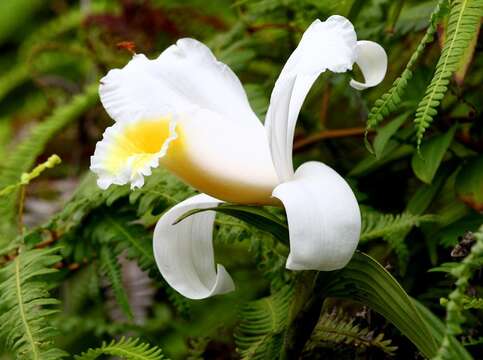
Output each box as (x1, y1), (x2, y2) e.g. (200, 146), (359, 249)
(349, 40), (388, 90)
(96, 38), (279, 204)
(100, 38), (258, 125)
(153, 194), (235, 299)
(272, 161), (361, 271)
(265, 16), (387, 182)
(265, 16), (357, 182)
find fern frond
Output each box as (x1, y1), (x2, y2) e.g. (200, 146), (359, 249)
(62, 263), (100, 314)
(0, 0), (43, 45)
(414, 0), (483, 147)
(18, 3), (107, 60)
(235, 286), (293, 359)
(0, 53), (86, 104)
(0, 118), (11, 160)
(74, 337), (166, 360)
(0, 63), (29, 103)
(99, 245), (134, 320)
(441, 295), (483, 309)
(434, 226), (483, 360)
(360, 209), (436, 242)
(360, 209), (437, 267)
(461, 296), (483, 309)
(83, 210), (191, 318)
(0, 84), (98, 243)
(304, 310), (397, 356)
(0, 154), (61, 197)
(0, 248), (67, 359)
(366, 0), (447, 134)
(89, 213), (154, 272)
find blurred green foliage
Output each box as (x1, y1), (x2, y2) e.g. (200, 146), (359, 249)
(0, 0), (482, 359)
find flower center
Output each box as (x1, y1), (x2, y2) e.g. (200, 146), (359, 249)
(104, 118), (176, 174)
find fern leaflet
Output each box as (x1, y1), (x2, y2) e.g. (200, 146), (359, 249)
(74, 337), (167, 360)
(0, 84), (98, 244)
(0, 248), (67, 359)
(366, 0), (447, 136)
(360, 209), (436, 242)
(99, 245), (134, 320)
(235, 286), (293, 359)
(304, 310), (397, 356)
(414, 0), (483, 147)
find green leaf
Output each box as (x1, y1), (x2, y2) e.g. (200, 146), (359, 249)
(373, 113), (409, 159)
(455, 155), (483, 211)
(321, 252), (439, 358)
(175, 204), (289, 244)
(411, 127), (456, 184)
(413, 300), (471, 359)
(406, 165), (452, 214)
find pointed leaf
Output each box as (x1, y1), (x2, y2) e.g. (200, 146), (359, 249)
(175, 204), (289, 244)
(411, 127), (456, 184)
(373, 113), (409, 159)
(321, 251), (438, 358)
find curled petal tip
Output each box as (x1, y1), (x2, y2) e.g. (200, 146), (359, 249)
(153, 194), (235, 299)
(350, 40), (388, 90)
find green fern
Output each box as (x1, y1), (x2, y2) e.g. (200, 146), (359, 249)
(74, 337), (167, 360)
(304, 310), (397, 356)
(18, 3), (108, 60)
(0, 0), (43, 45)
(0, 118), (11, 160)
(0, 248), (67, 359)
(0, 63), (29, 103)
(414, 0), (483, 147)
(235, 286), (293, 359)
(86, 210), (191, 318)
(433, 226), (483, 360)
(99, 245), (134, 320)
(0, 84), (98, 244)
(365, 0), (447, 137)
(360, 209), (437, 269)
(61, 263), (100, 314)
(360, 209), (436, 243)
(0, 53), (87, 104)
(461, 297), (483, 309)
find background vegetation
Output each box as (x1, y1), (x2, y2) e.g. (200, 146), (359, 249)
(0, 0), (482, 359)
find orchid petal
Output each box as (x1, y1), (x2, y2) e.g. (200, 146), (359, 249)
(95, 38), (278, 203)
(350, 40), (388, 90)
(99, 38), (256, 125)
(272, 161), (361, 271)
(153, 194), (235, 299)
(265, 15), (358, 182)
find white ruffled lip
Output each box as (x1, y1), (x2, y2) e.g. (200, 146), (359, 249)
(90, 119), (178, 190)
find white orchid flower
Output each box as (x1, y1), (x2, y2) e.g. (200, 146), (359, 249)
(90, 15), (387, 299)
